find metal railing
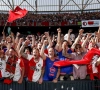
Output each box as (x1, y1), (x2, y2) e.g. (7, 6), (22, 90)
(0, 80), (99, 90)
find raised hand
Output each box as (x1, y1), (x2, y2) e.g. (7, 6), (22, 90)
(79, 29), (84, 34)
(57, 28), (61, 33)
(44, 32), (49, 37)
(68, 29), (73, 33)
(6, 36), (12, 43)
(19, 38), (23, 43)
(16, 32), (20, 37)
(23, 40), (30, 46)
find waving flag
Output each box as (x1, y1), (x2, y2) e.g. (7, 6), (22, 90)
(7, 6), (28, 22)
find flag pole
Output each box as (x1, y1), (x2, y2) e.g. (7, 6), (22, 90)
(2, 21), (8, 33)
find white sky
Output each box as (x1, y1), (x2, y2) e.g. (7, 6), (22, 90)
(0, 0), (100, 12)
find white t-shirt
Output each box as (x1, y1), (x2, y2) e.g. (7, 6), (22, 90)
(64, 34), (75, 41)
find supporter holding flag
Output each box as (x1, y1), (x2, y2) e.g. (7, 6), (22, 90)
(87, 26), (100, 80)
(3, 42), (25, 84)
(0, 31), (25, 84)
(54, 29), (92, 80)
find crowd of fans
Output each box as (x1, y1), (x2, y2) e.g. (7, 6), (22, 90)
(0, 11), (100, 23)
(0, 27), (100, 84)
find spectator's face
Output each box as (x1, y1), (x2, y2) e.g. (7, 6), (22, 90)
(48, 48), (54, 58)
(9, 49), (15, 57)
(44, 40), (48, 46)
(6, 36), (12, 43)
(32, 49), (39, 59)
(75, 45), (82, 54)
(62, 41), (68, 49)
(37, 43), (42, 50)
(25, 49), (30, 54)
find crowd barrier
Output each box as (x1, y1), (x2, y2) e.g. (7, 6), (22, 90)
(0, 80), (100, 90)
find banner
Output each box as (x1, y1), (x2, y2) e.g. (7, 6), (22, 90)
(77, 22), (81, 25)
(82, 20), (100, 27)
(49, 22), (61, 26)
(61, 21), (68, 26)
(0, 20), (81, 26)
(69, 20), (76, 25)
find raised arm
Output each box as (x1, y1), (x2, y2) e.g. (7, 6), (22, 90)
(95, 27), (100, 43)
(66, 29), (73, 45)
(81, 33), (91, 52)
(16, 38), (23, 57)
(52, 34), (55, 42)
(5, 43), (11, 55)
(40, 40), (47, 60)
(41, 35), (45, 44)
(2, 31), (6, 40)
(55, 28), (62, 51)
(31, 35), (35, 48)
(19, 40), (30, 59)
(62, 48), (72, 58)
(5, 37), (12, 55)
(98, 26), (100, 36)
(71, 29), (84, 50)
(10, 32), (15, 45)
(15, 32), (20, 46)
(44, 32), (52, 49)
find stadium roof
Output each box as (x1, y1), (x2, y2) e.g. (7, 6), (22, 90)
(0, 0), (100, 13)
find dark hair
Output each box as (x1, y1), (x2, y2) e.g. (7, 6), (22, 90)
(63, 40), (69, 44)
(75, 44), (81, 49)
(10, 47), (18, 57)
(11, 47), (16, 52)
(24, 46), (32, 54)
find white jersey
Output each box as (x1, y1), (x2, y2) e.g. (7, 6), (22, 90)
(0, 56), (8, 77)
(4, 57), (23, 81)
(27, 54), (44, 82)
(91, 55), (99, 73)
